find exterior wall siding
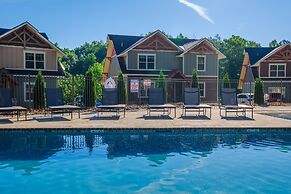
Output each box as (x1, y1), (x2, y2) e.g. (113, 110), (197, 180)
(127, 50), (182, 70)
(183, 53), (218, 76)
(199, 77), (218, 103)
(0, 46), (57, 71)
(108, 56), (121, 77)
(263, 82), (291, 102)
(13, 77), (58, 108)
(260, 62), (291, 77)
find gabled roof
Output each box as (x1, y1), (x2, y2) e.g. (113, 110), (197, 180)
(107, 30), (198, 56)
(0, 22), (64, 56)
(108, 34), (143, 56)
(178, 38), (226, 59)
(245, 47), (275, 66)
(250, 44), (291, 67)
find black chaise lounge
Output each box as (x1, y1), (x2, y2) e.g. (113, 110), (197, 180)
(146, 88), (176, 118)
(182, 88), (212, 118)
(46, 88), (80, 119)
(0, 88), (27, 121)
(219, 88), (254, 119)
(96, 88), (126, 118)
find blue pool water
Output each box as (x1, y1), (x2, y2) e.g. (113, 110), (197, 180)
(1, 129), (291, 194)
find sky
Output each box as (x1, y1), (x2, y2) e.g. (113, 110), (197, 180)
(1, 0), (290, 49)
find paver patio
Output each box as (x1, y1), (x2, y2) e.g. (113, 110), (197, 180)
(0, 106), (291, 129)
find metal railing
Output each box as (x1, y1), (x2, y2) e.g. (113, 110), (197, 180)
(1, 74), (290, 109)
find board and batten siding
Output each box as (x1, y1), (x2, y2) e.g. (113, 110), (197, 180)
(0, 46), (57, 71)
(127, 50), (182, 70)
(183, 53), (218, 76)
(14, 77), (58, 107)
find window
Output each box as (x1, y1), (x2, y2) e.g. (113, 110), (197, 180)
(25, 52), (45, 69)
(138, 54), (156, 70)
(197, 56), (206, 71)
(199, 82), (205, 98)
(139, 79), (155, 97)
(269, 64), (286, 77)
(24, 82), (35, 102)
(268, 87), (286, 97)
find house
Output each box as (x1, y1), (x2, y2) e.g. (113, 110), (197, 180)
(103, 30), (225, 104)
(0, 22), (65, 107)
(238, 44), (291, 102)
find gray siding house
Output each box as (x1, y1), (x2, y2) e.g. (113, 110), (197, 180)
(103, 30), (225, 103)
(0, 22), (65, 107)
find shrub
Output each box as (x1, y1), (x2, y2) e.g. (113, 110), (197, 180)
(254, 78), (264, 105)
(83, 69), (96, 107)
(117, 72), (127, 104)
(222, 73), (231, 88)
(191, 69), (199, 88)
(33, 71), (46, 110)
(156, 71), (167, 100)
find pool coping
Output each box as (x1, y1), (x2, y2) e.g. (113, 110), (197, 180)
(1, 127), (291, 133)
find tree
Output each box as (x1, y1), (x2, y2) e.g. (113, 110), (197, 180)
(117, 72), (127, 104)
(33, 71), (46, 110)
(156, 71), (167, 100)
(209, 35), (261, 79)
(269, 39), (290, 47)
(222, 73), (231, 88)
(254, 78), (264, 105)
(191, 69), (199, 88)
(176, 33), (187, 39)
(83, 69), (96, 108)
(88, 62), (103, 101)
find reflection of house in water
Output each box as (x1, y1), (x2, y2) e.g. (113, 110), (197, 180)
(0, 133), (64, 174)
(102, 133), (220, 164)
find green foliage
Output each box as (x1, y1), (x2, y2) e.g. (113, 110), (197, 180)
(61, 41), (106, 75)
(222, 73), (231, 88)
(87, 62), (103, 101)
(156, 71), (167, 100)
(254, 78), (264, 105)
(209, 35), (261, 79)
(269, 39), (291, 47)
(33, 71), (46, 109)
(191, 69), (199, 88)
(117, 72), (127, 104)
(58, 73), (85, 104)
(83, 69), (97, 107)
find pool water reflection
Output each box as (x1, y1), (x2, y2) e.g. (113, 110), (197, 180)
(0, 130), (291, 193)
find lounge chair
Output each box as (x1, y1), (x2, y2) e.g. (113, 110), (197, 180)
(96, 88), (126, 118)
(146, 88), (176, 118)
(182, 88), (212, 118)
(46, 88), (80, 119)
(0, 88), (27, 121)
(219, 88), (254, 118)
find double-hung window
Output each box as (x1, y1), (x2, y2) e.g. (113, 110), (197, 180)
(24, 82), (35, 102)
(197, 55), (206, 71)
(269, 64), (286, 77)
(25, 51), (45, 70)
(138, 54), (155, 70)
(199, 82), (206, 98)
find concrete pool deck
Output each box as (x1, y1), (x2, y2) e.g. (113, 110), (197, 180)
(0, 106), (291, 129)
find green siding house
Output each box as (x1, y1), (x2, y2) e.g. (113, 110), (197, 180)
(103, 30), (225, 103)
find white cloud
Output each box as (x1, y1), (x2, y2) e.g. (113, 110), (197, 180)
(178, 0), (214, 24)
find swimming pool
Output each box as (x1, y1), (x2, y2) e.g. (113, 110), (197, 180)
(0, 129), (291, 193)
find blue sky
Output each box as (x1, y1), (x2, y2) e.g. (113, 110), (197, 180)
(1, 0), (290, 49)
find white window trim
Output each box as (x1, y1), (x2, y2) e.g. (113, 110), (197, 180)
(24, 50), (46, 70)
(199, 82), (206, 98)
(269, 63), (286, 78)
(137, 53), (156, 70)
(197, 55), (206, 72)
(23, 82), (35, 102)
